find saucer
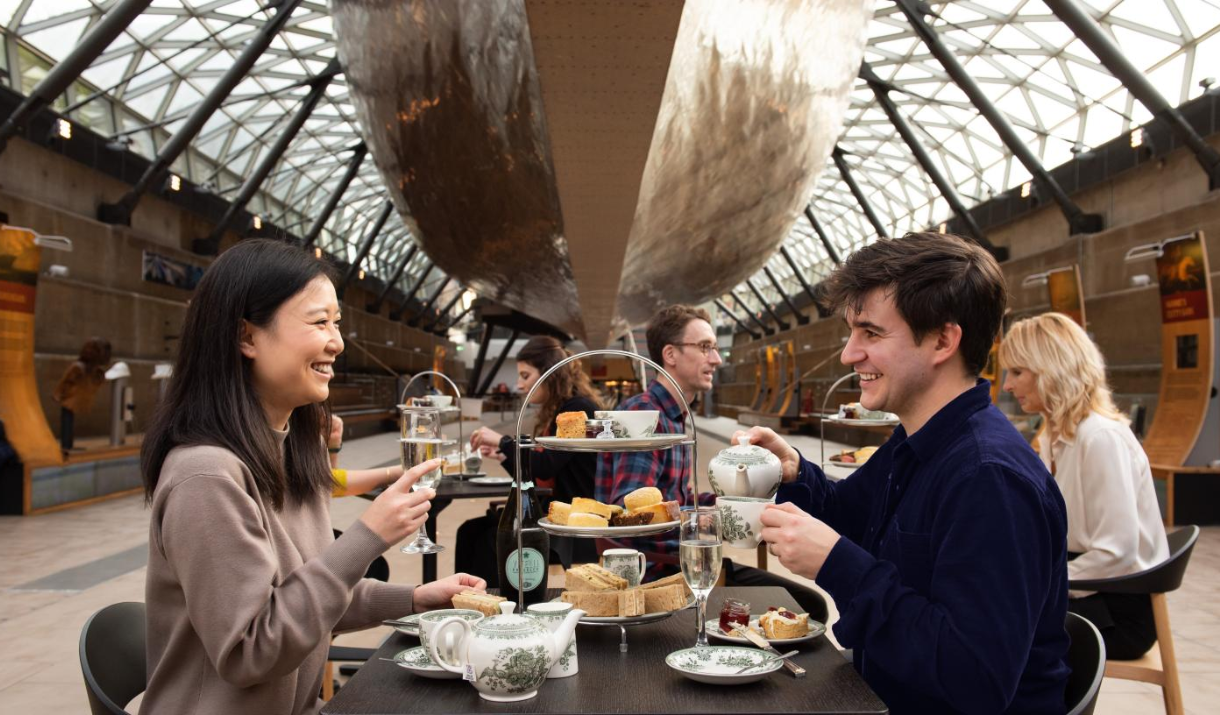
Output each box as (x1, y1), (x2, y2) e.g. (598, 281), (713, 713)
(391, 646), (461, 679)
(665, 645), (782, 685)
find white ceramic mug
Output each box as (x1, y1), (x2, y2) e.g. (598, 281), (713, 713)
(417, 608), (483, 666)
(525, 601), (578, 678)
(715, 496), (774, 548)
(600, 548), (647, 587)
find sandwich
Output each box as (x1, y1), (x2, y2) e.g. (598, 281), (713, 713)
(565, 563), (628, 591)
(451, 590), (508, 617)
(560, 588), (646, 617)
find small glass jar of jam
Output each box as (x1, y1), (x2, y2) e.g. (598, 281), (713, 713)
(585, 419), (616, 439)
(718, 598), (750, 634)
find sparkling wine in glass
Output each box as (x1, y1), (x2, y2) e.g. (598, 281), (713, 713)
(399, 406), (445, 554)
(680, 506), (722, 647)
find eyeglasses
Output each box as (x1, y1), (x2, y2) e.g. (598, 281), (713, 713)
(672, 342), (719, 357)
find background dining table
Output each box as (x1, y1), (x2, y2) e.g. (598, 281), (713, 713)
(322, 586), (888, 715)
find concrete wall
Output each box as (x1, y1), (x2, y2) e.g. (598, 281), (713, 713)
(0, 138), (462, 442)
(720, 134), (1220, 427)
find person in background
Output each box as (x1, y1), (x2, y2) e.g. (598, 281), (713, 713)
(52, 336), (111, 452)
(326, 414), (404, 496)
(1002, 311), (1169, 660)
(744, 232), (1069, 713)
(140, 239), (484, 715)
(598, 305), (827, 622)
(468, 335), (603, 567)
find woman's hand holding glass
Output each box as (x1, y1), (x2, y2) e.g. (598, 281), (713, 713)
(358, 458), (440, 545)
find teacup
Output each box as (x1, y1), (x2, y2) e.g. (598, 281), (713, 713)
(526, 601), (578, 678)
(594, 410), (659, 438)
(417, 609), (483, 666)
(463, 450), (483, 475)
(427, 395), (454, 408)
(600, 548), (647, 587)
(716, 496), (774, 548)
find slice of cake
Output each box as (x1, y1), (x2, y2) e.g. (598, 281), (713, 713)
(567, 512), (608, 528)
(451, 590), (508, 617)
(571, 497), (613, 520)
(555, 411), (587, 438)
(609, 510), (655, 527)
(628, 500), (680, 524)
(546, 500), (571, 525)
(758, 608), (810, 639)
(565, 563), (628, 591)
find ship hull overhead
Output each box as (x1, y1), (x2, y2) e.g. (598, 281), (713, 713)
(332, 0), (872, 345)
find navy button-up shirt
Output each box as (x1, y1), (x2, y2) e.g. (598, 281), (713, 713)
(779, 381), (1070, 714)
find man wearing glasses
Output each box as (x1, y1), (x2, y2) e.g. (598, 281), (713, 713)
(596, 305), (827, 620)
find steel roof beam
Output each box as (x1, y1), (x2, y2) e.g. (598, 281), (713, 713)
(714, 298), (760, 340)
(779, 245), (822, 307)
(301, 142), (367, 248)
(832, 147), (889, 240)
(338, 199), (394, 296)
(410, 277), (453, 326)
(746, 278), (789, 331)
(803, 206), (842, 265)
(764, 265), (809, 325)
(390, 262), (433, 321)
(730, 289), (773, 336)
(368, 244), (417, 314)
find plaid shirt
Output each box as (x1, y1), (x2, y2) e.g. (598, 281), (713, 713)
(595, 380), (692, 580)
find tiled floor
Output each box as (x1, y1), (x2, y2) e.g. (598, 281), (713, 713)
(1, 416), (1216, 714)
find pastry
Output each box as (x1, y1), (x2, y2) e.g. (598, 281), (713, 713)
(565, 563), (627, 591)
(547, 500), (571, 525)
(758, 607), (810, 639)
(641, 583), (687, 613)
(571, 497), (613, 520)
(609, 510), (655, 527)
(556, 411), (587, 438)
(853, 446), (878, 464)
(567, 512), (609, 528)
(451, 590), (508, 617)
(628, 500), (680, 524)
(561, 588), (646, 617)
(623, 486), (663, 511)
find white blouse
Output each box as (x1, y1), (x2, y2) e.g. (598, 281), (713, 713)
(1038, 411), (1169, 593)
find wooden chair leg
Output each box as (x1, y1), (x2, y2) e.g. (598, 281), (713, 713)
(1165, 474), (1175, 528)
(1152, 593), (1183, 715)
(322, 661), (334, 701)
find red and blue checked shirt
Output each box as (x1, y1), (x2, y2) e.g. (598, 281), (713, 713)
(595, 380), (694, 580)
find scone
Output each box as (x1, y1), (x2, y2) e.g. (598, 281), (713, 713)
(758, 608), (810, 639)
(623, 486), (663, 511)
(555, 411), (587, 438)
(628, 500), (680, 524)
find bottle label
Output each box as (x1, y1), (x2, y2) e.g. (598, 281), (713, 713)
(504, 548), (546, 591)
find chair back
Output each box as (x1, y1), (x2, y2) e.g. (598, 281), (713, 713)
(79, 602), (146, 715)
(1065, 612), (1106, 715)
(1068, 525), (1199, 595)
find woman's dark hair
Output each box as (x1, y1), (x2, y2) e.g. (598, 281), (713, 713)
(821, 231), (1007, 376)
(78, 337), (111, 367)
(141, 239), (335, 509)
(517, 336), (603, 437)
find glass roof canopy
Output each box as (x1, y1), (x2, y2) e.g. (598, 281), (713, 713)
(0, 1), (1217, 335)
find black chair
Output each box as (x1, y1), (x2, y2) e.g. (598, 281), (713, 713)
(79, 601), (146, 715)
(1068, 525), (1199, 715)
(1064, 612), (1105, 715)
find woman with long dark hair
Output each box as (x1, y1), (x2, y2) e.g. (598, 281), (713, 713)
(466, 336), (603, 567)
(140, 239), (483, 715)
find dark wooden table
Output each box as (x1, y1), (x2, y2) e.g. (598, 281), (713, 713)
(322, 586), (887, 715)
(361, 466), (515, 583)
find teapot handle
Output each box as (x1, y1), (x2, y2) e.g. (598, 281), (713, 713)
(428, 617), (473, 674)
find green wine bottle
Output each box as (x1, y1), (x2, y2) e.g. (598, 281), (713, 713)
(496, 478), (550, 607)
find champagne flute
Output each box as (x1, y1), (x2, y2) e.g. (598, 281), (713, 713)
(399, 406), (445, 554)
(679, 506), (722, 647)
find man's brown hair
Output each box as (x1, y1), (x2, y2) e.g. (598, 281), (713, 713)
(821, 232), (1007, 376)
(646, 304), (712, 367)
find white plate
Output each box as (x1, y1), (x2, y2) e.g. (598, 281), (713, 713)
(534, 434), (689, 451)
(468, 476), (511, 486)
(391, 646), (461, 679)
(665, 645), (783, 685)
(565, 594), (695, 624)
(704, 617), (826, 645)
(824, 457), (863, 470)
(824, 416), (899, 427)
(539, 516), (679, 537)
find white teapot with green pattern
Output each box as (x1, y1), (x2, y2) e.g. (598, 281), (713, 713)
(428, 600), (586, 702)
(708, 436), (782, 498)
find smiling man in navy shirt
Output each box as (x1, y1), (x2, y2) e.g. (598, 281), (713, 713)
(741, 232), (1070, 714)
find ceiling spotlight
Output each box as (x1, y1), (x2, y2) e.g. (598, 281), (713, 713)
(251, 215), (263, 230)
(1130, 127), (1145, 149)
(167, 174), (182, 192)
(357, 268), (365, 280)
(1019, 182), (1032, 199)
(938, 222), (947, 234)
(49, 118), (72, 141)
(314, 247), (322, 259)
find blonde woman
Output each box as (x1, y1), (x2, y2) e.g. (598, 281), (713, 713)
(1002, 312), (1168, 660)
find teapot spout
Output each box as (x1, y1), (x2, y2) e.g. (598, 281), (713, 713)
(549, 609), (585, 666)
(734, 463), (751, 496)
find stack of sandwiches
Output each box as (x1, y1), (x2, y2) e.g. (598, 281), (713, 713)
(546, 487), (680, 529)
(451, 590), (509, 616)
(559, 564), (691, 617)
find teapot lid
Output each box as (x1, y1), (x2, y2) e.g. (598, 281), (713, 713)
(474, 613), (543, 634)
(715, 436), (779, 466)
